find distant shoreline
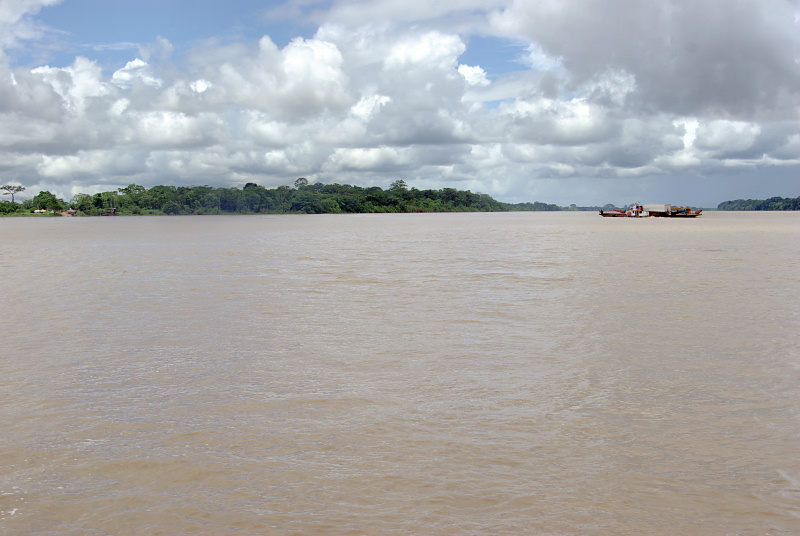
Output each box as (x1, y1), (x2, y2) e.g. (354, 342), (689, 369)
(3, 181), (796, 216)
(0, 182), (564, 217)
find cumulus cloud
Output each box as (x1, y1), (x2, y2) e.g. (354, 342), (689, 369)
(111, 58), (163, 89)
(0, 0), (62, 49)
(0, 0), (798, 206)
(694, 120), (761, 155)
(211, 36), (351, 120)
(37, 149), (145, 179)
(138, 35), (173, 61)
(488, 0), (800, 119)
(350, 94), (391, 121)
(458, 64), (490, 86)
(327, 146), (407, 171)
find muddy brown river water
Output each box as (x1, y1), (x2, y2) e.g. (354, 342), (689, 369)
(1, 211), (798, 535)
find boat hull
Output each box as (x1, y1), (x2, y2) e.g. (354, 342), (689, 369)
(600, 204), (702, 218)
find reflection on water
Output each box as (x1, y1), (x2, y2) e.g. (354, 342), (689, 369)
(1, 212), (799, 535)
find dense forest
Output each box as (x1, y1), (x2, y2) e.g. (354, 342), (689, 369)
(1, 180), (564, 216)
(717, 196), (800, 211)
(5, 180), (800, 216)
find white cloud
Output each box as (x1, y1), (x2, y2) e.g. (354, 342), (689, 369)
(458, 64), (490, 86)
(213, 35), (351, 120)
(350, 94), (391, 121)
(245, 114), (295, 147)
(384, 31), (464, 72)
(32, 56), (111, 114)
(499, 96), (613, 145)
(127, 111), (223, 149)
(694, 120), (761, 154)
(327, 146), (406, 171)
(524, 43), (562, 72)
(0, 0), (61, 49)
(111, 58), (162, 89)
(138, 36), (173, 61)
(0, 0), (60, 24)
(190, 79), (211, 93)
(37, 149), (145, 179)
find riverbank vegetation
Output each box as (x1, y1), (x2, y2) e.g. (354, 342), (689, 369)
(717, 196), (800, 211)
(9, 182), (796, 216)
(2, 180), (565, 216)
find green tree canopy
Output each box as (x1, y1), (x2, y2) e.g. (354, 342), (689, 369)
(718, 196), (800, 211)
(57, 181), (568, 216)
(389, 180), (408, 191)
(29, 191), (64, 211)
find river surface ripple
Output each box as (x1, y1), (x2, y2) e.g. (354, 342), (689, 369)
(1, 212), (798, 535)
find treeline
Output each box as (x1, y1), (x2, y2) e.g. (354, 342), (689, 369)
(717, 196), (800, 211)
(1, 179), (563, 216)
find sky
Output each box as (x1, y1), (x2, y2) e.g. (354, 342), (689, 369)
(0, 0), (798, 206)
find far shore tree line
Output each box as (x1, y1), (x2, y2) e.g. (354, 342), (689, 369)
(1, 180), (564, 216)
(2, 182), (798, 216)
(716, 196), (800, 211)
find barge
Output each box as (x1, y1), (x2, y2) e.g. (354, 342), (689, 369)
(600, 203), (702, 218)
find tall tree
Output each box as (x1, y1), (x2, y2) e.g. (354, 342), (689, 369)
(389, 180), (408, 191)
(31, 191), (63, 211)
(1, 185), (25, 204)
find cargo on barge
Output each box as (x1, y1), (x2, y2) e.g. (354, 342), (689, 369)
(599, 203), (702, 218)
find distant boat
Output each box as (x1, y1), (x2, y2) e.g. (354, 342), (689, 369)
(600, 203), (702, 218)
(598, 208), (627, 217)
